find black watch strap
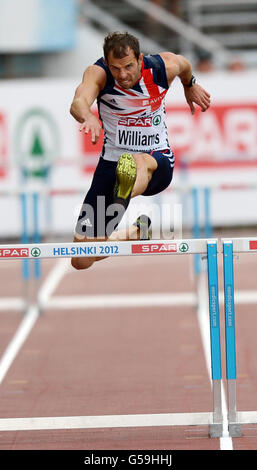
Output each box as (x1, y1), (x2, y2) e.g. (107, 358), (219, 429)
(184, 75), (196, 87)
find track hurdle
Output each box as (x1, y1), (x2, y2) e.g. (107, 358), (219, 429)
(0, 237), (223, 437)
(222, 237), (257, 437)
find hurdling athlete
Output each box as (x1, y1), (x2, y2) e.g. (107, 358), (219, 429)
(70, 31), (211, 270)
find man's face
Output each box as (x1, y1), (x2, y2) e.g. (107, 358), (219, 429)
(107, 47), (143, 89)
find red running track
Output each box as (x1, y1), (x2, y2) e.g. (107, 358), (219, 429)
(0, 237), (257, 450)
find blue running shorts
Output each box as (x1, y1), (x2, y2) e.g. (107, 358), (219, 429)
(75, 149), (174, 238)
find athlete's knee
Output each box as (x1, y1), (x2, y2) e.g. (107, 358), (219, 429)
(71, 257), (80, 270)
(133, 153), (157, 172)
(71, 257), (94, 270)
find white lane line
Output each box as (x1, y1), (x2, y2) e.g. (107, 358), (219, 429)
(0, 298), (25, 311)
(42, 289), (257, 311)
(45, 292), (197, 310)
(234, 290), (257, 303)
(38, 258), (70, 306)
(0, 412), (212, 432)
(196, 273), (233, 450)
(0, 305), (39, 384)
(1, 288), (257, 314)
(0, 259), (69, 385)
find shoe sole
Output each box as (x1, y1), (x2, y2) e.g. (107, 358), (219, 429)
(116, 153), (137, 200)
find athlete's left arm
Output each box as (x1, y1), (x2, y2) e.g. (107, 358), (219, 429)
(160, 52), (211, 115)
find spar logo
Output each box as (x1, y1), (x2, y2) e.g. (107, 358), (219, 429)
(14, 108), (59, 179)
(0, 248), (29, 258)
(132, 243), (177, 254)
(153, 115), (161, 126)
(31, 247), (41, 257)
(179, 242), (189, 253)
(118, 117), (152, 127)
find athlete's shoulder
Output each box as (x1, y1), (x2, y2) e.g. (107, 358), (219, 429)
(143, 54), (169, 90)
(93, 57), (115, 92)
(94, 57), (113, 79)
(94, 57), (108, 71)
(159, 52), (188, 85)
(143, 53), (163, 67)
(79, 62), (107, 93)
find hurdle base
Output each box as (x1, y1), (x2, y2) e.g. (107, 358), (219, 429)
(228, 422), (242, 437)
(210, 380), (223, 438)
(209, 422), (223, 438)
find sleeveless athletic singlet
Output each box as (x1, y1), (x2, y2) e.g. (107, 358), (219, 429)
(94, 54), (170, 162)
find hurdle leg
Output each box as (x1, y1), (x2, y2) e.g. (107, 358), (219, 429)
(223, 241), (242, 437)
(204, 187), (212, 239)
(20, 192), (30, 311)
(32, 192), (42, 310)
(32, 192), (42, 279)
(192, 188), (201, 275)
(207, 241), (223, 437)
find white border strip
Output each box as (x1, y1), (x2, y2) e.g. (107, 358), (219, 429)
(0, 412), (212, 432)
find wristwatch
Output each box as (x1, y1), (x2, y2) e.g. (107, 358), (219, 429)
(184, 75), (196, 87)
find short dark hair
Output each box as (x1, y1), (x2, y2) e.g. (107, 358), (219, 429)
(103, 32), (140, 62)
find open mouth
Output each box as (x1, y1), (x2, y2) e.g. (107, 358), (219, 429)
(120, 80), (130, 86)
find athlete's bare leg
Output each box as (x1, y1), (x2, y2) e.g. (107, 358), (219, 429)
(131, 152), (157, 197)
(71, 152), (156, 270)
(71, 223), (139, 270)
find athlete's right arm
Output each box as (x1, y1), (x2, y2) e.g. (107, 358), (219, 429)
(70, 65), (106, 144)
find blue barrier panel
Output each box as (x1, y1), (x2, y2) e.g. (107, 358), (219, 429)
(207, 241), (222, 381)
(223, 241), (237, 380)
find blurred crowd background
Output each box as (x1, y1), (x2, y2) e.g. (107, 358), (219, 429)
(1, 0), (256, 79)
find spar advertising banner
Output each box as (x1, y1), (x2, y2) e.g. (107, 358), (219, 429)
(81, 72), (257, 173)
(82, 101), (257, 171)
(0, 70), (257, 236)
